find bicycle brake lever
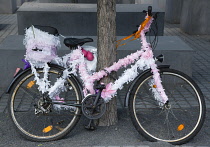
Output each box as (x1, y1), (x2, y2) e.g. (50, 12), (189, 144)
(142, 10), (147, 13)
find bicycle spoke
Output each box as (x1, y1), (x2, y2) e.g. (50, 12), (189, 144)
(9, 67), (82, 141)
(130, 69), (205, 144)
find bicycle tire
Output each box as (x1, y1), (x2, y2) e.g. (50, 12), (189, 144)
(8, 64), (82, 141)
(129, 68), (206, 145)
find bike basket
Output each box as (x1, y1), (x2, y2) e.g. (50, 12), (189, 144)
(24, 26), (61, 63)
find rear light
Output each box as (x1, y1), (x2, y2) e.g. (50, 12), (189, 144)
(13, 68), (23, 77)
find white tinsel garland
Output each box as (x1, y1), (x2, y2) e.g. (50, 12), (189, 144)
(30, 62), (50, 94)
(24, 26), (60, 63)
(24, 14), (168, 108)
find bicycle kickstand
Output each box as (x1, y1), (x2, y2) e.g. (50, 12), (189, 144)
(85, 119), (96, 131)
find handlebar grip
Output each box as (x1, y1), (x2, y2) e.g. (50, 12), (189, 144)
(148, 6), (152, 16)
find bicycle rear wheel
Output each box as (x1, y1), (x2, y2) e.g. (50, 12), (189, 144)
(8, 65), (82, 141)
(129, 68), (206, 145)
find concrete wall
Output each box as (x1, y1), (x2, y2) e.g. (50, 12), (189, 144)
(180, 0), (210, 35)
(135, 0), (166, 10)
(17, 0), (34, 7)
(0, 0), (17, 14)
(17, 3), (165, 36)
(136, 0), (153, 4)
(37, 0), (135, 4)
(165, 0), (183, 24)
(17, 0), (25, 7)
(0, 35), (194, 88)
(37, 0), (78, 3)
(116, 0), (135, 3)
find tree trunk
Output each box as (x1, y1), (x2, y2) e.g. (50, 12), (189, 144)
(97, 0), (117, 126)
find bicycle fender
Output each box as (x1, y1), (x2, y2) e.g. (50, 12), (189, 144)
(6, 68), (31, 94)
(124, 65), (170, 107)
(6, 64), (83, 96)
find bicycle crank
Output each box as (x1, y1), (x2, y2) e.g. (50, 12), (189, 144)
(82, 94), (106, 119)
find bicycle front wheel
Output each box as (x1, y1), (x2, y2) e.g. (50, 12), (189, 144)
(129, 68), (206, 145)
(8, 65), (82, 141)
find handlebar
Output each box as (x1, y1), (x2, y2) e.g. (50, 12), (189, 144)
(148, 6), (152, 16)
(116, 6), (154, 48)
(143, 6), (152, 16)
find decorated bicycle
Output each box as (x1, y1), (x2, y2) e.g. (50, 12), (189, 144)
(6, 6), (206, 145)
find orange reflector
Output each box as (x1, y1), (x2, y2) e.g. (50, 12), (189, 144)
(177, 124), (185, 131)
(43, 125), (53, 133)
(27, 81), (35, 89)
(153, 85), (157, 88)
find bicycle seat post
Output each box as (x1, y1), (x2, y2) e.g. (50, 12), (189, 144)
(93, 84), (106, 106)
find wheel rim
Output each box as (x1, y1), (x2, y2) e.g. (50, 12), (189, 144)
(10, 69), (81, 140)
(133, 71), (203, 143)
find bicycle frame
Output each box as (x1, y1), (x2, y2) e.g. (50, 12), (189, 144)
(6, 7), (206, 144)
(6, 13), (168, 106)
(43, 14), (168, 105)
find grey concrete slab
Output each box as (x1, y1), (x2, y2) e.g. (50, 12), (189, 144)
(0, 0), (17, 14)
(180, 0), (210, 35)
(37, 0), (79, 3)
(165, 0), (183, 24)
(17, 3), (165, 36)
(16, 0), (25, 7)
(0, 35), (193, 89)
(37, 0), (135, 3)
(136, 0), (166, 11)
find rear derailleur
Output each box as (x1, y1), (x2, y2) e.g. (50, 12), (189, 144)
(34, 96), (52, 115)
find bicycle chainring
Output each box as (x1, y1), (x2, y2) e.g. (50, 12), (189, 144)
(82, 95), (106, 119)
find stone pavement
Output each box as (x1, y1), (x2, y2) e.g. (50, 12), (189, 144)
(164, 23), (210, 139)
(0, 13), (210, 146)
(164, 22), (210, 109)
(0, 14), (17, 113)
(0, 14), (17, 44)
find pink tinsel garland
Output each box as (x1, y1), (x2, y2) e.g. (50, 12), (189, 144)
(25, 15), (168, 105)
(67, 15), (168, 104)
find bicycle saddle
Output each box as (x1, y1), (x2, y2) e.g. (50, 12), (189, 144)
(64, 38), (93, 49)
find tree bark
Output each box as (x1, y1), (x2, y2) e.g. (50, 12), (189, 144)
(97, 0), (117, 126)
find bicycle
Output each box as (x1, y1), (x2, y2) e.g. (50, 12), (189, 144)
(6, 6), (206, 145)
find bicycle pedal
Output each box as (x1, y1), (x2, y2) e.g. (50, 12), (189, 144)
(84, 125), (96, 131)
(84, 120), (96, 131)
